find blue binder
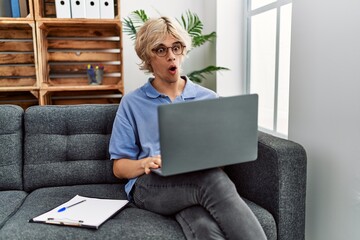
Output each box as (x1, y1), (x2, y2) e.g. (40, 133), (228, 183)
(11, 0), (20, 17)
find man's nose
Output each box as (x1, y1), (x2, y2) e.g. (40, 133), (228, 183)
(167, 49), (176, 61)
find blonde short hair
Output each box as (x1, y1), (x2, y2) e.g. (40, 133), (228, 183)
(135, 16), (192, 73)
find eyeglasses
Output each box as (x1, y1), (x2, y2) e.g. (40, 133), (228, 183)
(152, 42), (185, 57)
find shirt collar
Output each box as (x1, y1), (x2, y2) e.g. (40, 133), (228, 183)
(143, 76), (197, 100)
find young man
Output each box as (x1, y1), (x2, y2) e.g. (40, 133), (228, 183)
(109, 16), (267, 240)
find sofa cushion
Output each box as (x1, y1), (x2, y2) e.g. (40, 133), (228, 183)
(0, 184), (276, 240)
(244, 199), (277, 240)
(0, 184), (186, 240)
(0, 105), (23, 190)
(23, 105), (123, 192)
(0, 191), (27, 229)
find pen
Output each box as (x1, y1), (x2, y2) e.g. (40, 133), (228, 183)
(57, 200), (86, 212)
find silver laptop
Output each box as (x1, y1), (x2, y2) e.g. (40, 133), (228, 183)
(152, 94), (258, 176)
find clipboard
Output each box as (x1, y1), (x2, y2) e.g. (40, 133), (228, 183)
(30, 195), (129, 229)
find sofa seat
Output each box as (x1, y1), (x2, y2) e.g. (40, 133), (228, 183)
(0, 184), (184, 240)
(0, 191), (27, 229)
(0, 183), (276, 240)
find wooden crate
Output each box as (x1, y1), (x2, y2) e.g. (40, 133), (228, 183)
(0, 91), (39, 109)
(45, 90), (122, 105)
(35, 0), (120, 19)
(36, 20), (123, 91)
(0, 22), (38, 89)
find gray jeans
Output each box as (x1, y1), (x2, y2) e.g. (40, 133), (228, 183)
(132, 168), (267, 240)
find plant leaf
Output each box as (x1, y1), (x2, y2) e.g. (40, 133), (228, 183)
(187, 66), (230, 83)
(122, 17), (137, 40)
(122, 10), (149, 40)
(177, 10), (203, 38)
(192, 32), (217, 48)
(132, 10), (149, 23)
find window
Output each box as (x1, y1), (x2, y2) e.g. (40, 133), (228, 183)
(245, 0), (292, 137)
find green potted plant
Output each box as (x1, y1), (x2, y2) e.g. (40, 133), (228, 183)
(123, 10), (229, 83)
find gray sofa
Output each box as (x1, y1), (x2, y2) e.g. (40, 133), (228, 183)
(0, 104), (306, 240)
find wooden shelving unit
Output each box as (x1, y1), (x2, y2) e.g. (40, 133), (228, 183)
(0, 0), (123, 108)
(0, 0), (39, 108)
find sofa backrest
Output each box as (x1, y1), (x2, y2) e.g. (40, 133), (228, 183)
(23, 104), (121, 192)
(0, 105), (24, 190)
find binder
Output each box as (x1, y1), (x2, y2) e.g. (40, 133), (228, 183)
(55, 0), (71, 18)
(19, 0), (28, 17)
(0, 0), (12, 17)
(85, 0), (100, 19)
(100, 0), (114, 19)
(30, 195), (129, 229)
(11, 0), (20, 17)
(71, 0), (86, 18)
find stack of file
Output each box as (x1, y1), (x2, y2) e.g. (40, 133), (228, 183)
(0, 0), (28, 17)
(55, 0), (114, 19)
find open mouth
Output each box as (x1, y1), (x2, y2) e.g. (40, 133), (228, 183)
(168, 66), (177, 74)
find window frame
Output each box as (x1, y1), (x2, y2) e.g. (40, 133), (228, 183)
(245, 0), (292, 138)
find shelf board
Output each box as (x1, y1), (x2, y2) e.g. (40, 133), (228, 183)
(41, 84), (122, 92)
(0, 86), (39, 92)
(36, 19), (122, 30)
(51, 94), (123, 100)
(36, 18), (120, 23)
(0, 19), (34, 25)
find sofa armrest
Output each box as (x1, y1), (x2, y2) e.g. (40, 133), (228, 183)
(224, 131), (306, 240)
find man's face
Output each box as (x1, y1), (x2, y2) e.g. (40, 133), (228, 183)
(150, 35), (184, 83)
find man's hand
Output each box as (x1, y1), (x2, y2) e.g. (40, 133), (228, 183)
(141, 155), (162, 174)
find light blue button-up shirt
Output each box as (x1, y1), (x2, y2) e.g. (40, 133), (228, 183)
(109, 76), (218, 199)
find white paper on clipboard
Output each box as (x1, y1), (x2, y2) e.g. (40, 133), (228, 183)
(30, 195), (129, 229)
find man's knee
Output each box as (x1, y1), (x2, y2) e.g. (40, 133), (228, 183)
(176, 206), (226, 240)
(197, 168), (237, 197)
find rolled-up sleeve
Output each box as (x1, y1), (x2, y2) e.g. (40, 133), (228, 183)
(109, 100), (139, 161)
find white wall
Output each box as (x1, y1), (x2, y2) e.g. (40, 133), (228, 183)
(121, 1), (360, 239)
(120, 0), (217, 93)
(289, 0), (360, 239)
(216, 0), (245, 96)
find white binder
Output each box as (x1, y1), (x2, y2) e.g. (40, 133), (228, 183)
(85, 0), (100, 19)
(55, 0), (71, 18)
(71, 0), (86, 18)
(100, 0), (114, 19)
